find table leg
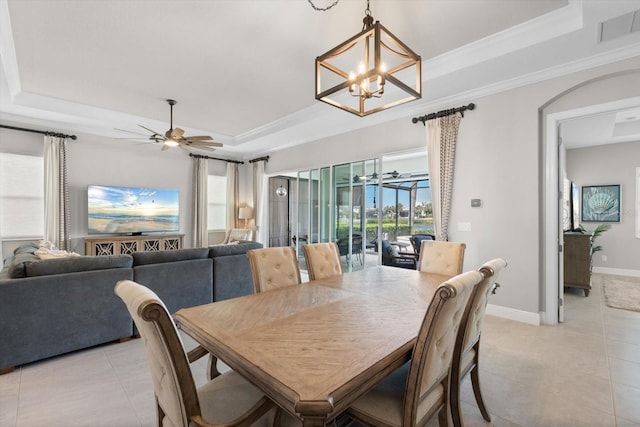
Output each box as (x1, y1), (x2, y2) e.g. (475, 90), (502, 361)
(296, 400), (333, 427)
(302, 416), (327, 427)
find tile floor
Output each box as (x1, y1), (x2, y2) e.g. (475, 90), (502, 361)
(1, 273), (639, 427)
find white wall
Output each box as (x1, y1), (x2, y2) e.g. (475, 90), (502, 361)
(3, 56), (640, 320)
(0, 125), (244, 253)
(259, 56), (640, 320)
(567, 141), (640, 272)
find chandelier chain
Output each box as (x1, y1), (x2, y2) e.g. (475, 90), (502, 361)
(307, 0), (340, 11)
(362, 0), (374, 30)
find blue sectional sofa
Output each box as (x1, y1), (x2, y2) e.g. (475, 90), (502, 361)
(0, 240), (263, 373)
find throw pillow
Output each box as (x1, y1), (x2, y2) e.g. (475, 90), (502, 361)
(228, 228), (250, 243)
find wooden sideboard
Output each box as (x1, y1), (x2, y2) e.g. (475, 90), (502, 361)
(84, 234), (184, 256)
(563, 233), (591, 297)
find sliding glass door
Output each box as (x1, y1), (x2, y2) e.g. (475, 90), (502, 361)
(294, 159), (379, 274)
(291, 150), (431, 275)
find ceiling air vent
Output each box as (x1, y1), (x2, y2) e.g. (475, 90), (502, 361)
(599, 9), (640, 43)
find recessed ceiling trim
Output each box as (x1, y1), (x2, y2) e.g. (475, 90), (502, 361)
(238, 43), (640, 157)
(425, 0), (583, 80)
(0, 0), (21, 99)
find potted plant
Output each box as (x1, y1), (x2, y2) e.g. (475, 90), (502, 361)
(577, 223), (611, 257)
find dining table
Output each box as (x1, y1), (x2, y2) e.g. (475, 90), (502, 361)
(174, 265), (450, 426)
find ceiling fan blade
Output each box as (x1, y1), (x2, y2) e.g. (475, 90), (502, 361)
(116, 137), (153, 142)
(186, 139), (223, 147)
(138, 124), (163, 136)
(184, 135), (214, 141)
(115, 128), (149, 136)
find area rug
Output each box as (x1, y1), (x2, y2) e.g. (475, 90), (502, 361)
(602, 275), (640, 312)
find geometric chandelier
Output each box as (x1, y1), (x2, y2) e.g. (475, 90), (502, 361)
(315, 0), (422, 117)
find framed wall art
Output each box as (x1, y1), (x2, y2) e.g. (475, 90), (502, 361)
(581, 184), (621, 223)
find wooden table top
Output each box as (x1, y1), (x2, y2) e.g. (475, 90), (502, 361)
(174, 266), (449, 425)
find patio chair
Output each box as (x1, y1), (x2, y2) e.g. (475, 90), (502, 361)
(337, 233), (364, 265)
(410, 233), (435, 255)
(381, 239), (418, 269)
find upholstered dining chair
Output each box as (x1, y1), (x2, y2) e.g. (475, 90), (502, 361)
(302, 242), (343, 281)
(247, 246), (302, 293)
(450, 258), (507, 427)
(114, 280), (274, 427)
(346, 270), (483, 427)
(418, 240), (466, 277)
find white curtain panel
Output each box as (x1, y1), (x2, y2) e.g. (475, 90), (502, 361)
(43, 136), (70, 250)
(426, 113), (462, 241)
(426, 119), (442, 240)
(192, 157), (208, 248)
(252, 160), (265, 243)
(226, 163), (239, 229)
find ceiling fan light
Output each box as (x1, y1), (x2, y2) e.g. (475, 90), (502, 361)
(164, 139), (179, 147)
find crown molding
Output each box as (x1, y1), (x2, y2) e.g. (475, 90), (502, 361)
(425, 0), (584, 80)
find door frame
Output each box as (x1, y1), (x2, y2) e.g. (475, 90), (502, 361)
(542, 97), (640, 324)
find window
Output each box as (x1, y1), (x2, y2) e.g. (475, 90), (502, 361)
(381, 179), (432, 241)
(0, 153), (44, 239)
(207, 175), (227, 230)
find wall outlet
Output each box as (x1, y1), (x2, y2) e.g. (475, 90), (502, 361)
(602, 255), (607, 262)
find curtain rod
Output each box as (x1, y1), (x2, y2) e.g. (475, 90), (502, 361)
(0, 124), (77, 140)
(249, 156), (269, 163)
(411, 103), (475, 126)
(189, 153), (244, 164)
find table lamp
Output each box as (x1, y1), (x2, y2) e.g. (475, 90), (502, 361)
(238, 207), (254, 228)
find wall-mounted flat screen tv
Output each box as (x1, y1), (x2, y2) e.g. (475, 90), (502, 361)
(88, 185), (179, 235)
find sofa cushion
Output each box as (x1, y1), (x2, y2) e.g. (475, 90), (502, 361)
(209, 241), (263, 258)
(132, 248), (209, 266)
(8, 252), (41, 278)
(25, 255), (133, 277)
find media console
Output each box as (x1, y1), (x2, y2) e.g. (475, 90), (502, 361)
(84, 234), (184, 256)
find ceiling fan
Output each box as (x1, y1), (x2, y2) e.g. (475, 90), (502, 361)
(128, 99), (223, 152)
(382, 170), (429, 180)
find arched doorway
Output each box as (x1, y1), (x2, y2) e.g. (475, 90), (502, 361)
(541, 70), (640, 324)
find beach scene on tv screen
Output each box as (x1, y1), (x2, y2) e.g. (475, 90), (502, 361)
(88, 185), (179, 234)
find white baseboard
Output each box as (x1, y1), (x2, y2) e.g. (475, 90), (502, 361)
(592, 267), (640, 277)
(486, 304), (541, 326)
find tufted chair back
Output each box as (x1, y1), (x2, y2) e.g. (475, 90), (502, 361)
(418, 240), (466, 277)
(115, 280), (200, 427)
(247, 247), (302, 293)
(403, 270), (481, 425)
(449, 258), (507, 427)
(463, 258), (507, 351)
(302, 242), (343, 281)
